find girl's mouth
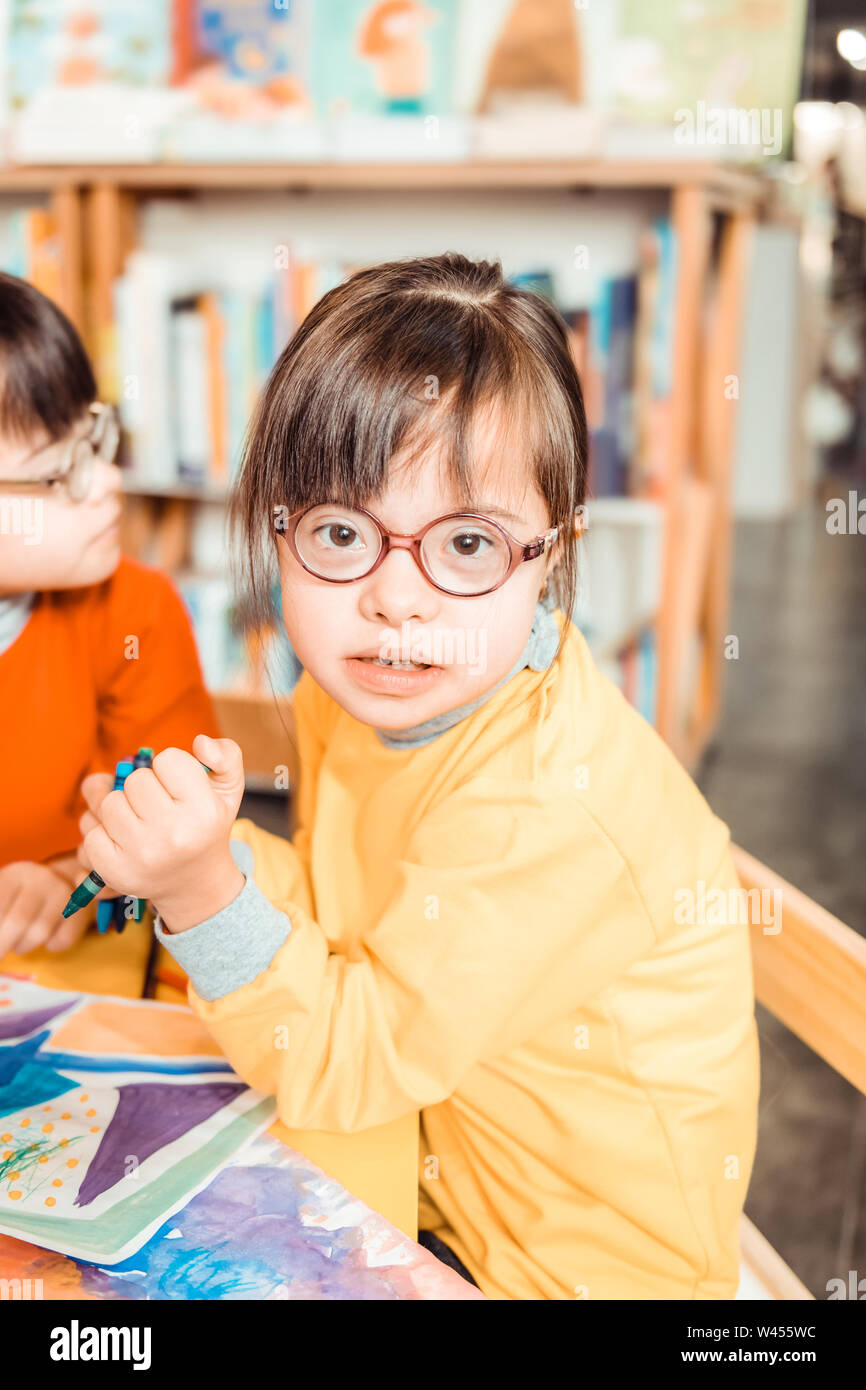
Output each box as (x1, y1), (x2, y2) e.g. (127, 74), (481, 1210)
(345, 655), (444, 693)
(359, 656), (430, 669)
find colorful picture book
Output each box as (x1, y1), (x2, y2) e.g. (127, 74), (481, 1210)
(615, 0), (807, 152)
(7, 0), (172, 109)
(312, 0), (458, 119)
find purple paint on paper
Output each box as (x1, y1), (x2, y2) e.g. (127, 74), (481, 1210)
(76, 1165), (432, 1300)
(0, 1001), (75, 1041)
(75, 1081), (245, 1208)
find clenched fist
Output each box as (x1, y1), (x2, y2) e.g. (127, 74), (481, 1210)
(77, 734), (247, 934)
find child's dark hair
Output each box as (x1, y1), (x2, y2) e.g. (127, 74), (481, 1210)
(0, 271), (96, 443)
(231, 252), (588, 666)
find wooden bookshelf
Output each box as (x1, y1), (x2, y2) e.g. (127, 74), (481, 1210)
(0, 159), (765, 202)
(1, 158), (763, 775)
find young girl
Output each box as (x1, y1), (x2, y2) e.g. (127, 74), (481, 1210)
(0, 271), (219, 960)
(77, 253), (760, 1300)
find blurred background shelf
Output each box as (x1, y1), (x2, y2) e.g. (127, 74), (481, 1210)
(0, 0), (825, 781)
(0, 156), (761, 777)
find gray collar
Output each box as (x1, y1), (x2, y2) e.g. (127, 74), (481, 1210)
(374, 593), (560, 750)
(0, 591), (36, 657)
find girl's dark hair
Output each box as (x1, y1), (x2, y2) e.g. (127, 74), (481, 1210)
(230, 252), (588, 666)
(0, 271), (96, 442)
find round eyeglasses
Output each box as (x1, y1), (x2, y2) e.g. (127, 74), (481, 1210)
(0, 402), (120, 503)
(275, 502), (559, 598)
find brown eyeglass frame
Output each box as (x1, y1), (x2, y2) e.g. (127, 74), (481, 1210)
(275, 503), (559, 598)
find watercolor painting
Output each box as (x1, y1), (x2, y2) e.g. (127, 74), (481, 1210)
(0, 978), (275, 1263)
(0, 1129), (486, 1300)
(0, 975), (485, 1300)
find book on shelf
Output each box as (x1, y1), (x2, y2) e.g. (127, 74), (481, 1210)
(113, 249), (352, 488)
(112, 236), (676, 500)
(1, 206), (62, 304)
(175, 573), (303, 698)
(633, 216), (677, 500)
(2, 0), (806, 165)
(6, 0), (175, 162)
(560, 217), (676, 501)
(615, 0), (806, 158)
(593, 625), (657, 727)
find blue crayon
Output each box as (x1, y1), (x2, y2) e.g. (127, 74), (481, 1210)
(95, 758), (135, 934)
(96, 899), (115, 934)
(129, 748), (154, 923)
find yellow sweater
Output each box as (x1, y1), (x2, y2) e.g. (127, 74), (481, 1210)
(187, 610), (760, 1300)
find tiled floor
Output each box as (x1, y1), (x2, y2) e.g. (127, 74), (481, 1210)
(697, 507), (866, 1299)
(239, 506), (865, 1298)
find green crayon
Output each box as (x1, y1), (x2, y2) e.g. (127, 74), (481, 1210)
(61, 871), (106, 919)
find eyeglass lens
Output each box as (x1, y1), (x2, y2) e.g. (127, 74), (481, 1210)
(65, 410), (120, 500)
(67, 437), (95, 502)
(294, 505), (511, 595)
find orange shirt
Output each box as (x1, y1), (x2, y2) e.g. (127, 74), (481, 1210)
(0, 556), (220, 865)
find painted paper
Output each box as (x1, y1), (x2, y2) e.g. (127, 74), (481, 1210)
(0, 978), (275, 1263)
(0, 976), (484, 1299)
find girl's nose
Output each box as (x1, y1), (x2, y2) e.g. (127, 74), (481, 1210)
(362, 547), (438, 626)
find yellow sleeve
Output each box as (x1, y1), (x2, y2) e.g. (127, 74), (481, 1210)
(189, 777), (657, 1133)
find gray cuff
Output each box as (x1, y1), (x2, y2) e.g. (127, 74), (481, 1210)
(153, 838), (292, 1002)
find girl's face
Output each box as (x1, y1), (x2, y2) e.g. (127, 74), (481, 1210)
(0, 413), (123, 594)
(277, 423), (557, 730)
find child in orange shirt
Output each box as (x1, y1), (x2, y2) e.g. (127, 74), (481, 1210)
(0, 271), (219, 957)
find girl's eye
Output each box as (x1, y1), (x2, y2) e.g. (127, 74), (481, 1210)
(445, 531), (492, 560)
(314, 522), (362, 549)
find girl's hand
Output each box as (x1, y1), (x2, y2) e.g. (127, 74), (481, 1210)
(0, 857), (97, 956)
(78, 735), (246, 934)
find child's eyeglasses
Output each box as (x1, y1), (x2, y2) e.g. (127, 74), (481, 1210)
(0, 402), (120, 503)
(275, 502), (559, 598)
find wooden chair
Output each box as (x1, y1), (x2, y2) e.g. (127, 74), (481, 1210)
(731, 845), (866, 1300)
